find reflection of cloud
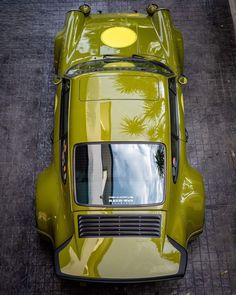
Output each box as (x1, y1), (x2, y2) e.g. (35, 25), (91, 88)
(75, 143), (165, 205)
(111, 144), (164, 204)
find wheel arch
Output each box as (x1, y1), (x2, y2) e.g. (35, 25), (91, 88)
(167, 162), (205, 247)
(35, 164), (73, 248)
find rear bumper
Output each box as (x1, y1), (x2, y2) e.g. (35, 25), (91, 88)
(54, 236), (187, 283)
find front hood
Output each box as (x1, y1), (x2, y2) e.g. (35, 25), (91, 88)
(55, 211), (187, 280)
(62, 13), (170, 71)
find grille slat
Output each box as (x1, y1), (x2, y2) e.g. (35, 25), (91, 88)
(78, 215), (161, 238)
(79, 227), (160, 232)
(79, 222), (161, 227)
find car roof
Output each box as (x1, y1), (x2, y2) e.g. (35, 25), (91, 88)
(68, 71), (170, 145)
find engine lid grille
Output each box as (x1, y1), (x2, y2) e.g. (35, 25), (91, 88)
(78, 214), (161, 238)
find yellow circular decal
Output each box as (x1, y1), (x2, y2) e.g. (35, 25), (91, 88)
(101, 27), (137, 48)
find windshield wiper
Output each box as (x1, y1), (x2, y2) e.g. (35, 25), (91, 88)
(131, 54), (174, 74)
(103, 54), (123, 59)
(66, 54), (174, 78)
(103, 54), (173, 73)
(131, 54), (148, 59)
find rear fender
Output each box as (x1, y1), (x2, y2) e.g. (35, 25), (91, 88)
(167, 163), (205, 247)
(35, 164), (73, 247)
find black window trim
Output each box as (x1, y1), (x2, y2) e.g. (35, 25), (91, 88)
(59, 79), (70, 140)
(169, 78), (180, 183)
(59, 78), (70, 184)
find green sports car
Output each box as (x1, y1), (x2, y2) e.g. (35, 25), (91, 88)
(36, 4), (205, 282)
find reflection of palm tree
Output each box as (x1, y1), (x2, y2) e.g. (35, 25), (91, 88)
(114, 76), (157, 100)
(143, 101), (162, 120)
(121, 116), (146, 136)
(115, 76), (143, 95)
(114, 73), (167, 141)
(147, 126), (159, 141)
(121, 105), (165, 141)
(155, 146), (164, 176)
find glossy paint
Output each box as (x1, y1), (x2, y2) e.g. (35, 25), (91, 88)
(58, 212), (182, 279)
(54, 10), (184, 76)
(36, 8), (205, 280)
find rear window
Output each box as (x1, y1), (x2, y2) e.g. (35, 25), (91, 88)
(74, 143), (165, 206)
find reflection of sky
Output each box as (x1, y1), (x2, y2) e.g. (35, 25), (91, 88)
(111, 144), (164, 204)
(83, 144), (165, 205)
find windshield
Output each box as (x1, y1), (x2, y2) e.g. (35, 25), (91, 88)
(74, 143), (165, 206)
(66, 57), (173, 78)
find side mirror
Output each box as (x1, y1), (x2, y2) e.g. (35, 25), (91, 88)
(178, 75), (188, 85)
(53, 76), (62, 85)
